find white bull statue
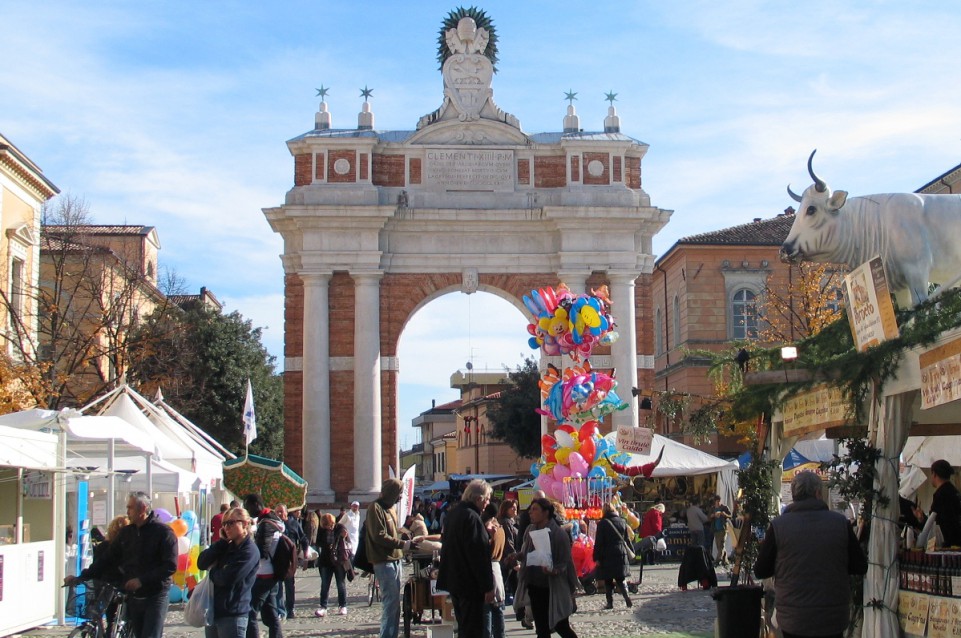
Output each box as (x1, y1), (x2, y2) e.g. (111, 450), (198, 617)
(780, 150), (961, 307)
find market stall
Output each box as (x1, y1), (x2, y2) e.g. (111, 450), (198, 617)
(0, 425), (59, 637)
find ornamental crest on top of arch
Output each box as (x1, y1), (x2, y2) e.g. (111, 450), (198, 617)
(416, 10), (522, 140)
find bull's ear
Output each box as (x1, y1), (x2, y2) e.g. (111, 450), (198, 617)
(828, 190), (847, 211)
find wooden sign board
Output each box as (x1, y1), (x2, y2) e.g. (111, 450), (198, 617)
(782, 385), (849, 437)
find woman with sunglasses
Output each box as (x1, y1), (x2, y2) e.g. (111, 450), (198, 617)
(198, 507), (261, 638)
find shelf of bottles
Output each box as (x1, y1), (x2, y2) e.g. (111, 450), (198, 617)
(899, 549), (961, 597)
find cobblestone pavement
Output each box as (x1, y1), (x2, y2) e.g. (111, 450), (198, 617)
(20, 563), (720, 638)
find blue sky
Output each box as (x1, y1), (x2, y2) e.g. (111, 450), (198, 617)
(3, 2), (961, 449)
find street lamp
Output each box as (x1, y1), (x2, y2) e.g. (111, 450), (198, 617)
(781, 346), (798, 382)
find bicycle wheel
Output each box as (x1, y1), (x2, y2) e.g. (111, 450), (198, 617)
(68, 622), (100, 638)
(368, 576), (376, 606)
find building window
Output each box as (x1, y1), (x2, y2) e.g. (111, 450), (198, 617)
(672, 295), (680, 349)
(655, 308), (663, 355)
(9, 257), (24, 325)
(731, 288), (759, 340)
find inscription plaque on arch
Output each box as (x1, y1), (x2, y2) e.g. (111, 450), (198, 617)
(425, 148), (514, 192)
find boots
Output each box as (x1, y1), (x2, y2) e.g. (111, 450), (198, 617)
(604, 588), (614, 610)
(620, 584), (633, 608)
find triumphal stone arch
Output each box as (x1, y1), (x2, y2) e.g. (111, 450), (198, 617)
(264, 10), (671, 505)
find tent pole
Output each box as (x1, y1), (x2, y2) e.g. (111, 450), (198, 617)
(107, 438), (115, 522)
(145, 453), (153, 496)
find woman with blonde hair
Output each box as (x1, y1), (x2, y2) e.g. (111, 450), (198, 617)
(315, 513), (350, 617)
(197, 507), (260, 638)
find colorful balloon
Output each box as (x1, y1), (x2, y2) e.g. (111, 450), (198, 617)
(170, 518), (188, 538)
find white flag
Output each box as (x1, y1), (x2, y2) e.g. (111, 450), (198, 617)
(243, 379), (257, 446)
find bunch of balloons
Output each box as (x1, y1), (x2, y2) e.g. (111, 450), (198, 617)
(571, 534), (596, 579)
(524, 284), (618, 361)
(166, 510), (202, 603)
(532, 420), (629, 515)
(537, 361), (628, 424)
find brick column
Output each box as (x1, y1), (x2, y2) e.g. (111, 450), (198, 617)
(301, 273), (334, 503)
(609, 271), (640, 428)
(350, 271), (383, 501)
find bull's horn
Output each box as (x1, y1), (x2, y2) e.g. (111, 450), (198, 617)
(807, 149), (826, 193)
(786, 184), (802, 202)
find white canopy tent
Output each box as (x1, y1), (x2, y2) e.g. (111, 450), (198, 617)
(603, 432), (740, 509)
(84, 385), (228, 484)
(65, 455), (202, 494)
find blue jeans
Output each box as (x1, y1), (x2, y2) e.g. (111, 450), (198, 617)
(483, 601), (505, 638)
(319, 565), (347, 609)
(205, 615), (248, 638)
(373, 561), (402, 638)
(126, 586), (170, 638)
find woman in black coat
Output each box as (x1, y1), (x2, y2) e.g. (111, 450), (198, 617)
(592, 503), (632, 609)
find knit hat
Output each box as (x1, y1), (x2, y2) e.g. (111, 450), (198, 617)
(380, 478), (404, 502)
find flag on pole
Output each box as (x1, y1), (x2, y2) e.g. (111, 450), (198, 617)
(243, 379), (257, 447)
(397, 465), (416, 524)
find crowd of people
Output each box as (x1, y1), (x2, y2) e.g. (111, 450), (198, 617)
(60, 480), (802, 638)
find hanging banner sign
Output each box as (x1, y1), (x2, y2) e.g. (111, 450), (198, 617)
(842, 256), (899, 352)
(781, 385), (849, 437)
(22, 470), (51, 499)
(920, 336), (961, 410)
(615, 426), (653, 455)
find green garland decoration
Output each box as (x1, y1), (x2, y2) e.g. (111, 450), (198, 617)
(719, 287), (961, 428)
(436, 6), (499, 73)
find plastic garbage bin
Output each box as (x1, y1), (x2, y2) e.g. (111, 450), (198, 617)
(712, 585), (762, 638)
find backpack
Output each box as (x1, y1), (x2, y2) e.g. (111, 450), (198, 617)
(352, 521), (373, 574)
(271, 533), (299, 581)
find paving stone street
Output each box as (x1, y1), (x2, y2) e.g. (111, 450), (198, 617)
(19, 563), (721, 638)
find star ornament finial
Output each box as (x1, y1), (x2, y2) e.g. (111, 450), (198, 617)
(360, 85), (374, 101)
(564, 90), (578, 105)
(315, 85), (330, 99)
(604, 91), (618, 105)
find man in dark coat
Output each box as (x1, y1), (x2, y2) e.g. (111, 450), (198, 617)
(67, 492), (177, 638)
(437, 479), (495, 638)
(929, 459), (961, 547)
(755, 471), (867, 638)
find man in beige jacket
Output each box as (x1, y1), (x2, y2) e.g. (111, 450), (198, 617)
(366, 479), (421, 638)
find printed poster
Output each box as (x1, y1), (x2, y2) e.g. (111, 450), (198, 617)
(843, 256), (899, 352)
(920, 336), (961, 410)
(899, 590), (929, 636)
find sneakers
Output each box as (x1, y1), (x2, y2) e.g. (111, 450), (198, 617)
(315, 608), (327, 618)
(338, 607), (348, 616)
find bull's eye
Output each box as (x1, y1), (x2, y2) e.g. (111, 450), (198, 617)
(806, 205), (816, 216)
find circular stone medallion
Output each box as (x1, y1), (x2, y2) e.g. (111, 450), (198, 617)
(333, 158), (351, 175)
(587, 159), (604, 177)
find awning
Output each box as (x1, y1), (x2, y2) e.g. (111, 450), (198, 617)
(0, 425), (57, 469)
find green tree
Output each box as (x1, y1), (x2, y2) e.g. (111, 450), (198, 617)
(486, 356), (541, 459)
(127, 305), (284, 459)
